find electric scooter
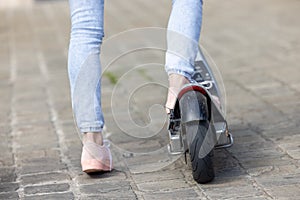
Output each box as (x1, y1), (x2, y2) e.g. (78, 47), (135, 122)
(167, 48), (233, 183)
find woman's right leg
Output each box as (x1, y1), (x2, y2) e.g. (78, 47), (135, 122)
(68, 0), (112, 172)
(165, 0), (203, 112)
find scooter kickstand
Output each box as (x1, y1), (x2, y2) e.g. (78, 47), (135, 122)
(184, 151), (188, 164)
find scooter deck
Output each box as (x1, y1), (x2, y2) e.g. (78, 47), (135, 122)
(193, 59), (233, 149)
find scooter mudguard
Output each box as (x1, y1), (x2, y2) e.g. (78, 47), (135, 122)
(178, 84), (210, 123)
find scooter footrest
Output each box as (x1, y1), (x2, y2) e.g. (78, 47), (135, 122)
(168, 132), (184, 155)
(215, 133), (233, 149)
(214, 122), (233, 149)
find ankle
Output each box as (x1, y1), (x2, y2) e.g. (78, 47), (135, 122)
(168, 74), (190, 87)
(82, 132), (103, 145)
(165, 74), (190, 112)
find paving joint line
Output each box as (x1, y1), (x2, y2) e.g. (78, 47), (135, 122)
(38, 53), (80, 199)
(7, 7), (24, 199)
(224, 147), (275, 200)
(30, 11), (79, 197)
(248, 125), (299, 166)
(231, 78), (297, 126)
(104, 127), (144, 200)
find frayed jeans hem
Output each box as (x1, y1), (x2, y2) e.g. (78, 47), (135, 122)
(166, 68), (194, 83)
(79, 122), (104, 133)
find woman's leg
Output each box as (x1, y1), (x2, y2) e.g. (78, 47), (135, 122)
(68, 0), (104, 135)
(68, 0), (112, 172)
(165, 0), (203, 111)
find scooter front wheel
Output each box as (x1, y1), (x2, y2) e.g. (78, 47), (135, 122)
(178, 86), (215, 183)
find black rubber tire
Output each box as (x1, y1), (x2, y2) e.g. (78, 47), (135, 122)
(187, 121), (215, 184)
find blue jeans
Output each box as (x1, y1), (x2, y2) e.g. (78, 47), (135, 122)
(68, 0), (203, 133)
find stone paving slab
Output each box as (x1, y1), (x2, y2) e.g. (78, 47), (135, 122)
(0, 0), (299, 199)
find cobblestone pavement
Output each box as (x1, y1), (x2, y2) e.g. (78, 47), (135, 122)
(1, 0), (300, 199)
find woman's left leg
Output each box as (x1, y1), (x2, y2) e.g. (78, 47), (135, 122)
(165, 0), (203, 111)
(68, 0), (112, 172)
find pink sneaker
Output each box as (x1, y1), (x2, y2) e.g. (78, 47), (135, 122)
(81, 140), (113, 173)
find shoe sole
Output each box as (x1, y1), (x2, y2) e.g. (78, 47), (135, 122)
(82, 159), (112, 173)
